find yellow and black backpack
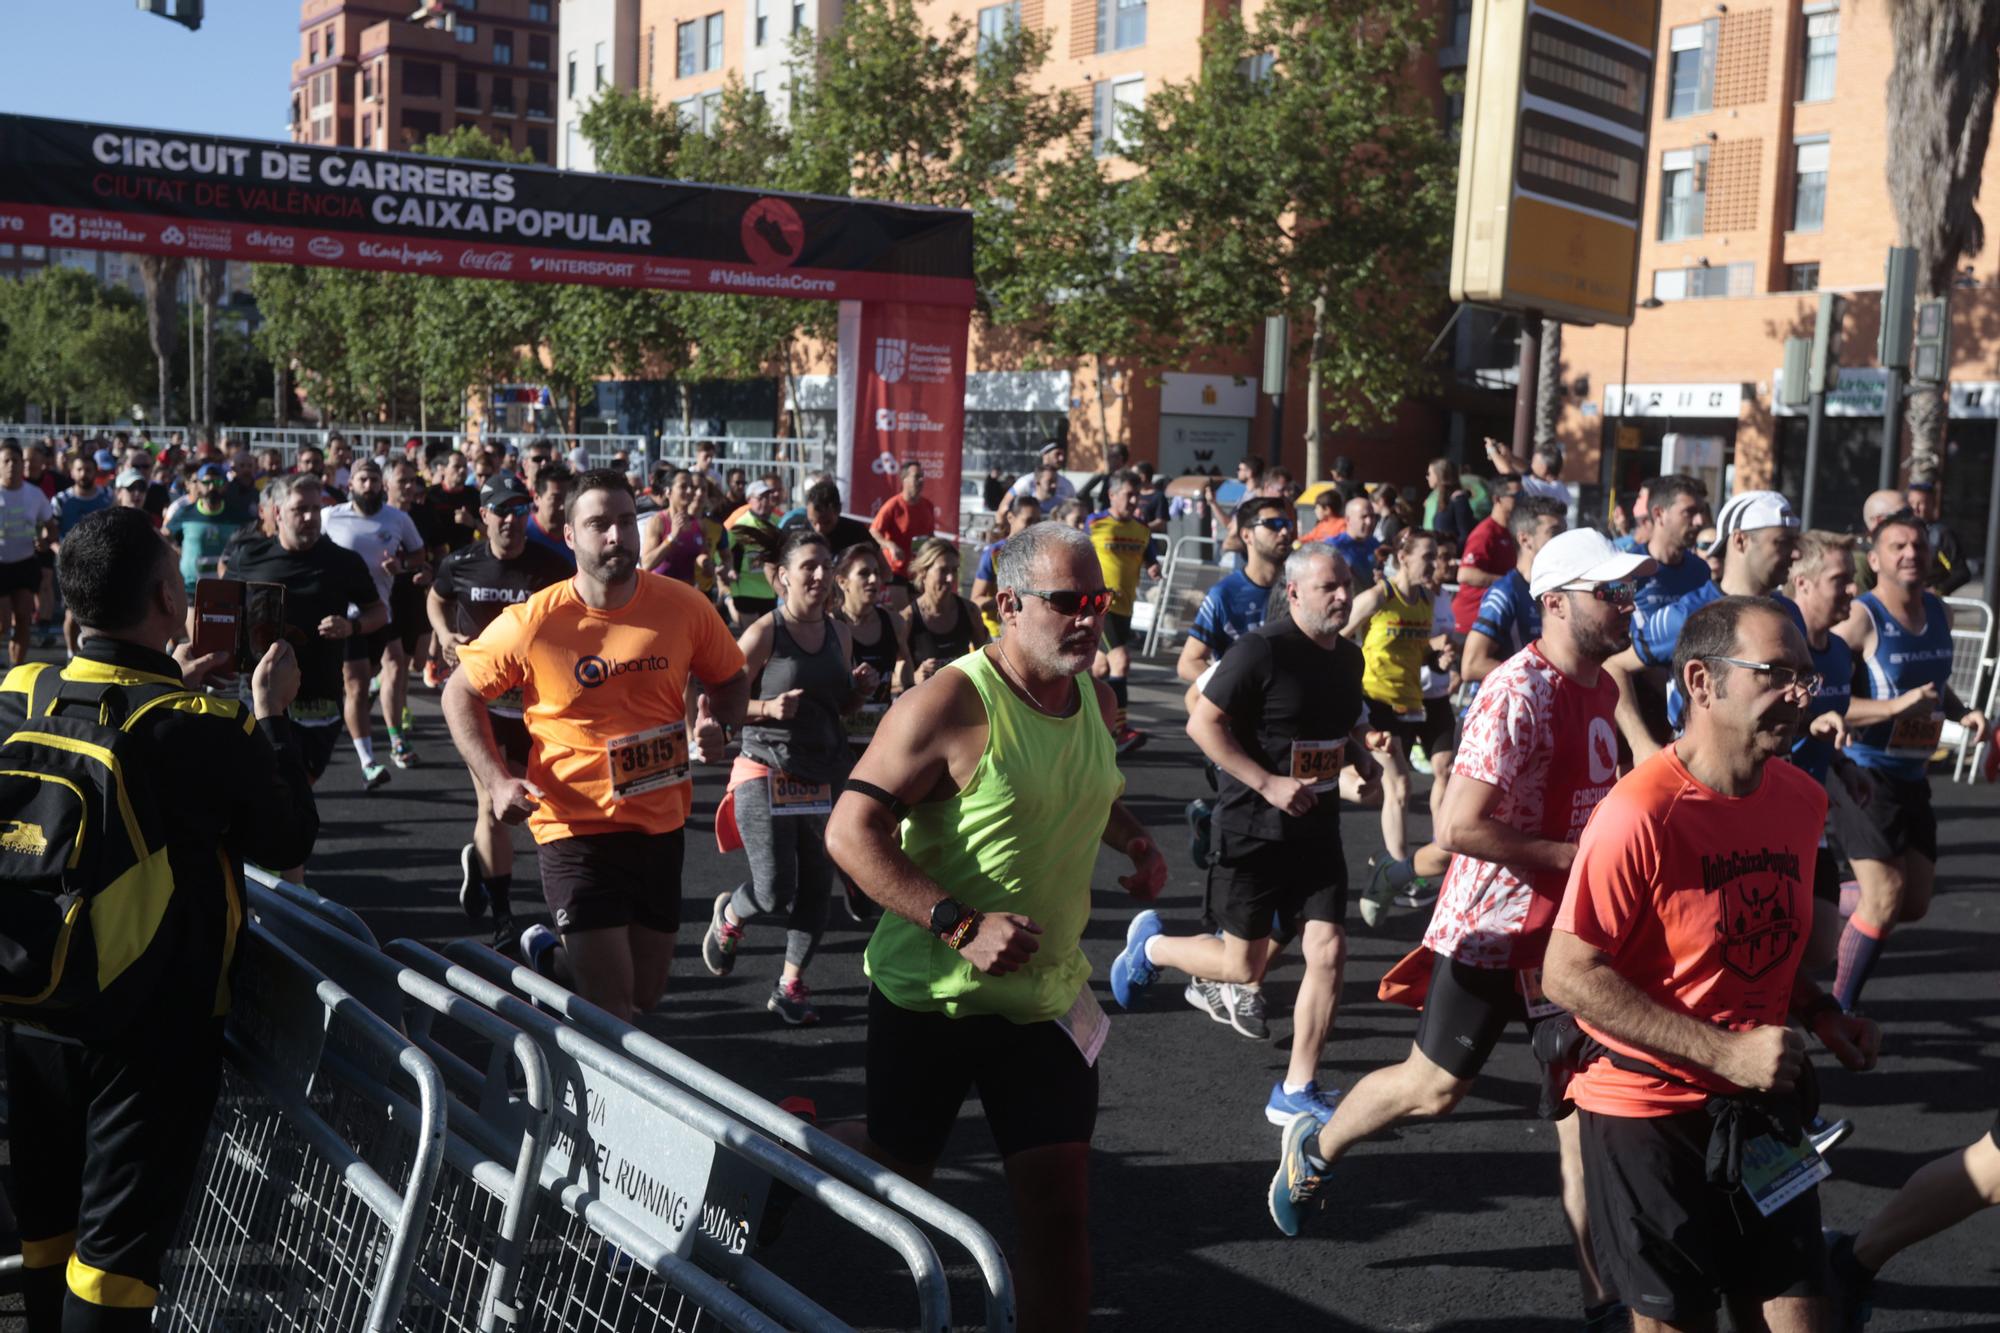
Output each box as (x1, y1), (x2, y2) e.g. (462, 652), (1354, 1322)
(0, 665), (185, 1039)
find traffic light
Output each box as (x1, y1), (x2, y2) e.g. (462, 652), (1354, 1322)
(135, 0), (202, 32)
(1879, 246), (1916, 369)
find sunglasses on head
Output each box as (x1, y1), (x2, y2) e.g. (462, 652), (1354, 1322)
(1017, 587), (1113, 617)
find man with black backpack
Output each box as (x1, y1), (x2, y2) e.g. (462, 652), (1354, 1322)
(0, 507), (319, 1331)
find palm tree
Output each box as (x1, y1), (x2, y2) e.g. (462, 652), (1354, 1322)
(194, 258), (225, 439)
(1534, 320), (1563, 448)
(138, 254), (184, 427)
(1885, 1), (2000, 481)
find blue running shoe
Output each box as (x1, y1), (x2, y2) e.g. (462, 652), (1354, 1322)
(1268, 1111), (1327, 1237)
(1109, 910), (1163, 1010)
(1264, 1080), (1341, 1129)
(1184, 799), (1213, 869)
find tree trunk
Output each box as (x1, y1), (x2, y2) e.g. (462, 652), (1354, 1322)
(1885, 0), (2000, 479)
(195, 259), (224, 440)
(138, 254), (184, 428)
(1534, 320), (1563, 447)
(1095, 355), (1114, 462)
(1304, 290), (1326, 482)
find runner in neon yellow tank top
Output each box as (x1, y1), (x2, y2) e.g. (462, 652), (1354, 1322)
(1344, 528), (1454, 865)
(827, 522), (1166, 1333)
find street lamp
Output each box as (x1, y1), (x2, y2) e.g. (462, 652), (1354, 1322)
(1603, 296), (1664, 513)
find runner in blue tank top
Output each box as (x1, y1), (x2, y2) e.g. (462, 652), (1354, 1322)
(1828, 511), (1989, 1012)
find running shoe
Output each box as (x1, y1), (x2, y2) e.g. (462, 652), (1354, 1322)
(360, 761), (391, 791)
(1264, 1080), (1341, 1129)
(1358, 855), (1397, 928)
(768, 978), (820, 1026)
(400, 705), (415, 733)
(1824, 1230), (1874, 1332)
(424, 660), (446, 690)
(518, 922), (558, 977)
(1185, 978), (1230, 1023)
(840, 875), (876, 925)
(1268, 1110), (1327, 1237)
(458, 843), (487, 921)
(702, 893), (742, 976)
(368, 674), (382, 699)
(1222, 982), (1270, 1041)
(390, 734), (418, 769)
(1393, 876), (1438, 911)
(1109, 910), (1162, 1009)
(1409, 744), (1432, 775)
(489, 913), (520, 955)
(1115, 726), (1149, 756)
(1808, 1116), (1854, 1156)
(1581, 1300), (1629, 1331)
(1184, 798), (1213, 870)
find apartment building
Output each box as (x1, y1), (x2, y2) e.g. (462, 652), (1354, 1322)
(560, 0), (1463, 480)
(1559, 0), (2000, 535)
(290, 0), (561, 164)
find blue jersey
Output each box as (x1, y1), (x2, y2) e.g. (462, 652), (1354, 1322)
(1328, 532), (1378, 576)
(1469, 570), (1540, 657)
(1188, 570), (1275, 657)
(1778, 597), (1853, 784)
(1612, 532), (1644, 554)
(975, 540), (1001, 584)
(524, 516), (577, 569)
(1632, 579), (1722, 733)
(1634, 550), (1712, 618)
(1848, 590), (1954, 780)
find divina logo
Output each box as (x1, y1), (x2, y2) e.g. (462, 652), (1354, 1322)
(574, 653), (674, 688)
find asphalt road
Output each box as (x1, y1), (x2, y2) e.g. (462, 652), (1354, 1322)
(12, 660), (2000, 1329)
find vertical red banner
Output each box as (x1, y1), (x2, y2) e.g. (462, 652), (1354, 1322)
(836, 299), (969, 538)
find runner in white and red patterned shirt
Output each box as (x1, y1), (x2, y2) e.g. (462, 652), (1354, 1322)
(1267, 530), (1650, 1329)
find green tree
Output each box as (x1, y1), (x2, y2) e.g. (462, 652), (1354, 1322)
(0, 266), (152, 423)
(1120, 0), (1457, 478)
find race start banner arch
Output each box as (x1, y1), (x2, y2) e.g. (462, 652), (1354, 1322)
(0, 113), (972, 532)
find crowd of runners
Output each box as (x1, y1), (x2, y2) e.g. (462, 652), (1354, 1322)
(7, 425), (1997, 1332)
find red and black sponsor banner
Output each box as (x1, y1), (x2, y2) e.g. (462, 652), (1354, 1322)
(0, 113), (976, 307)
(836, 299), (970, 537)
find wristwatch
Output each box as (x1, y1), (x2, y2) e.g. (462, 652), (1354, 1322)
(928, 897), (973, 939)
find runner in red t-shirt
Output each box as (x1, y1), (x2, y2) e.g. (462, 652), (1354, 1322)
(869, 460), (936, 610)
(1451, 477), (1520, 632)
(1544, 594), (1879, 1332)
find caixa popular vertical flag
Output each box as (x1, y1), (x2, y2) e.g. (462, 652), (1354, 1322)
(836, 300), (971, 538)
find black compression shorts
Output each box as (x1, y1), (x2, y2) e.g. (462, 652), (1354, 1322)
(1413, 950), (1558, 1081)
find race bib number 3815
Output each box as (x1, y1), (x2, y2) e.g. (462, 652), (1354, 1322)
(607, 721), (689, 801)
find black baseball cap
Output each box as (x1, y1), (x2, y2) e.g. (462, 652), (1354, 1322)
(481, 473), (531, 509)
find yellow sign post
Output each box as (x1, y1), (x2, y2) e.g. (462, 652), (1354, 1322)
(1450, 0), (1661, 328)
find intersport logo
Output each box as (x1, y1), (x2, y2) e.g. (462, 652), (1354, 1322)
(459, 248), (517, 274)
(360, 240), (444, 267)
(308, 236), (344, 259)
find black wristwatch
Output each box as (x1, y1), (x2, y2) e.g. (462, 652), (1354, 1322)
(928, 897), (973, 938)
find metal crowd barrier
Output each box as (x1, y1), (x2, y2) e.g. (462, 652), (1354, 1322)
(1141, 535), (1219, 659)
(1943, 596), (1996, 783)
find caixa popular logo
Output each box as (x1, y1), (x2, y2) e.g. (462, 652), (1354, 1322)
(308, 236), (344, 260)
(874, 408), (895, 433)
(49, 213), (76, 239)
(245, 229), (295, 254)
(874, 337), (908, 385)
(459, 248), (517, 274)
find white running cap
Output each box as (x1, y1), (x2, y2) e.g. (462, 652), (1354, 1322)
(1529, 529), (1657, 598)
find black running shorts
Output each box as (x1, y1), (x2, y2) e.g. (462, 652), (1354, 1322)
(293, 719), (342, 782)
(1367, 695), (1457, 758)
(1828, 769), (1937, 864)
(1100, 612), (1136, 652)
(390, 578), (428, 654)
(1205, 827), (1347, 941)
(0, 555), (40, 597)
(536, 828), (684, 935)
(1812, 838), (1841, 905)
(864, 986), (1098, 1166)
(1413, 950), (1554, 1081)
(1580, 1107), (1828, 1324)
(342, 620), (398, 668)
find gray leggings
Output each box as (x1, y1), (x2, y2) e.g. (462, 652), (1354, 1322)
(729, 776), (833, 971)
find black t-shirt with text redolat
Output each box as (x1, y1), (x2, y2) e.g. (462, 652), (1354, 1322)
(223, 534), (380, 707)
(1201, 620), (1366, 840)
(432, 541), (574, 639)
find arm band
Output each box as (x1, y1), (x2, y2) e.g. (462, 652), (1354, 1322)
(846, 778), (912, 819)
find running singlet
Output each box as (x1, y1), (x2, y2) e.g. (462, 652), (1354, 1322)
(649, 513), (726, 590)
(741, 609), (853, 785)
(864, 649), (1122, 1023)
(1187, 570), (1275, 657)
(1631, 579), (1722, 669)
(1847, 589), (1955, 781)
(455, 572), (747, 842)
(1634, 550), (1711, 617)
(1556, 745), (1825, 1116)
(908, 596), (980, 667)
(1087, 511), (1157, 616)
(846, 606), (899, 741)
(1469, 570), (1541, 658)
(1360, 579), (1432, 713)
(54, 487), (111, 537)
(166, 499), (253, 594)
(729, 513), (781, 600)
(1778, 596), (1853, 784)
(1425, 642), (1620, 969)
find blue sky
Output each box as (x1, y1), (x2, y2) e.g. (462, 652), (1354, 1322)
(0, 2), (300, 140)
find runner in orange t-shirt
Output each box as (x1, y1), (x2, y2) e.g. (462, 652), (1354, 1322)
(445, 470), (749, 1021)
(869, 460), (937, 610)
(1544, 594), (1879, 1332)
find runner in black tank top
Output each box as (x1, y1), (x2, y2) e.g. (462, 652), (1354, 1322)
(902, 537), (990, 682)
(701, 530), (871, 1024)
(830, 543), (909, 921)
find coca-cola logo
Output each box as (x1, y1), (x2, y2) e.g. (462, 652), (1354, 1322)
(308, 236), (344, 259)
(458, 248), (516, 274)
(246, 229), (295, 253)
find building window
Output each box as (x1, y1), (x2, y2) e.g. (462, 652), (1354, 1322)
(1653, 262), (1752, 302)
(401, 109), (443, 141)
(755, 0), (769, 47)
(529, 0), (550, 21)
(492, 77), (515, 116)
(706, 14), (724, 71)
(645, 27), (655, 89)
(454, 22), (477, 44)
(1239, 51), (1275, 83)
(1787, 263), (1821, 292)
(978, 3), (1020, 55)
(565, 121), (578, 166)
(1097, 0), (1145, 53)
(1792, 137), (1828, 232)
(360, 113), (371, 144)
(1092, 75), (1145, 157)
(793, 2), (806, 34)
(309, 31), (318, 62)
(528, 34), (549, 70)
(1800, 5), (1838, 103)
(528, 82), (551, 118)
(494, 30), (514, 64)
(1448, 0), (1472, 51)
(360, 65), (372, 100)
(526, 127), (549, 162)
(457, 71), (480, 109)
(1666, 20), (1717, 118)
(751, 70), (767, 99)
(677, 21), (698, 76)
(566, 50), (577, 96)
(403, 61), (442, 97)
(594, 40), (607, 88)
(1658, 147), (1706, 241)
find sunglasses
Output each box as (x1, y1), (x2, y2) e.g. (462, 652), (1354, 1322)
(1564, 581), (1638, 608)
(490, 500), (532, 518)
(1704, 656), (1824, 697)
(1247, 517), (1296, 532)
(1017, 587), (1113, 617)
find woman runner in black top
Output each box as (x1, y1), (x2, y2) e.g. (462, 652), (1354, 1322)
(829, 541), (909, 924)
(901, 537), (988, 682)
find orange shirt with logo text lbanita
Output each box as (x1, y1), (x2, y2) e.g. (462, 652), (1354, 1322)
(1554, 744), (1826, 1117)
(456, 572), (745, 842)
